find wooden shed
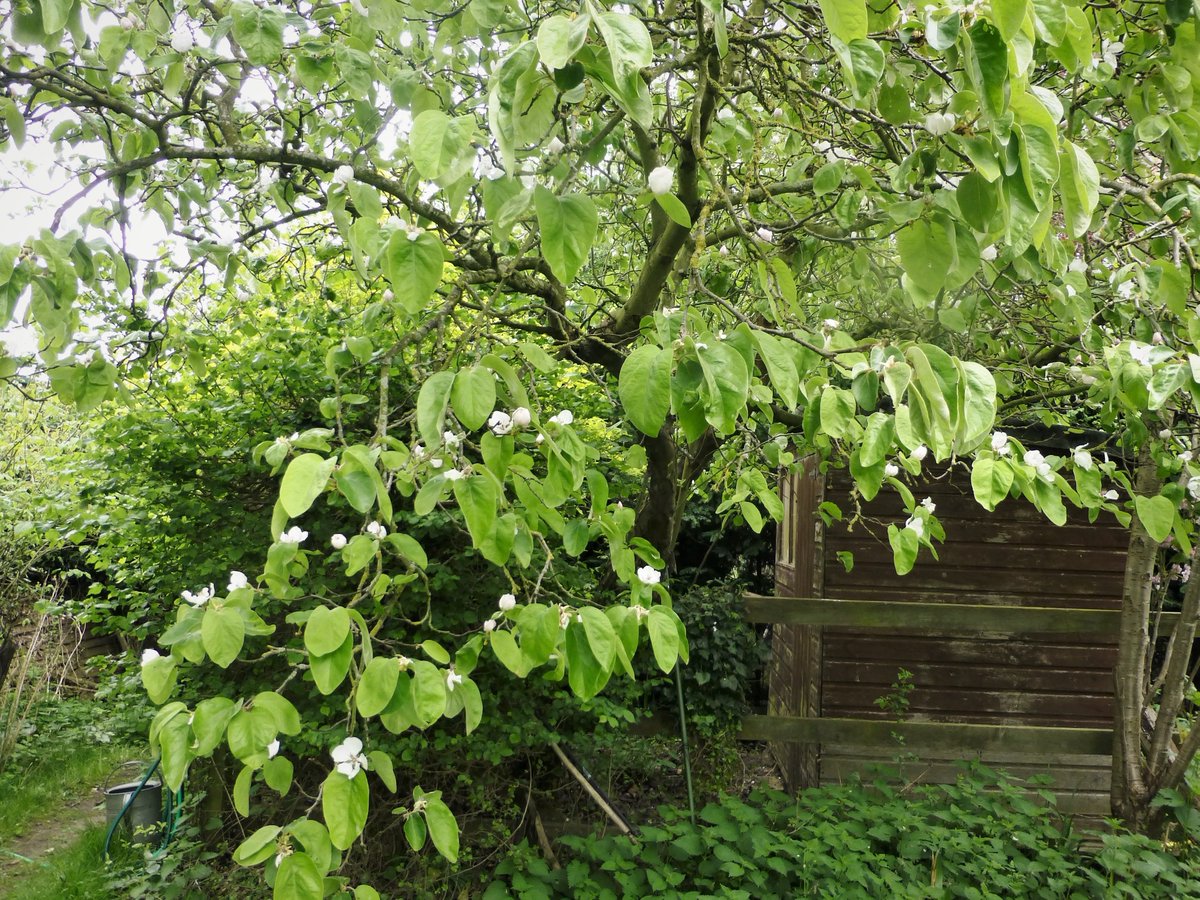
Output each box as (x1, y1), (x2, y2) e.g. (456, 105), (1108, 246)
(749, 455), (1128, 818)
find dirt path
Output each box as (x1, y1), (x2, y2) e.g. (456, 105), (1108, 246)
(0, 786), (107, 877)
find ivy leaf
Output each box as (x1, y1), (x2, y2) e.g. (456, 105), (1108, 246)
(619, 345), (672, 436)
(533, 187), (598, 283)
(322, 770), (370, 851)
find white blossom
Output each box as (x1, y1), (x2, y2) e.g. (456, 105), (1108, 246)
(366, 521), (387, 539)
(980, 245), (998, 262)
(822, 318), (839, 330)
(1180, 451), (1194, 463)
(446, 668), (463, 692)
(412, 443), (425, 459)
(170, 27), (194, 54)
(756, 227), (775, 242)
(1128, 342), (1153, 366)
(534, 434), (544, 444)
(279, 526), (308, 545)
(1024, 449), (1046, 468)
(331, 533), (348, 549)
(1189, 476), (1200, 500)
(911, 445), (928, 462)
(548, 409), (574, 426)
(647, 165), (674, 195)
(406, 227), (423, 242)
(1101, 39), (1123, 70)
(991, 431), (1010, 455)
(921, 497), (936, 513)
(141, 648), (161, 666)
(267, 739), (280, 759)
(442, 469), (465, 481)
(430, 457), (443, 468)
(443, 431), (461, 447)
(546, 136), (565, 155)
(661, 307), (680, 316)
(923, 111), (956, 136)
(181, 584), (215, 607)
(332, 164), (354, 185)
(511, 407), (532, 428)
(483, 619), (497, 633)
(498, 593), (517, 612)
(1068, 258), (1088, 274)
(884, 462), (899, 477)
(719, 244), (729, 257)
(716, 107), (735, 121)
(227, 571), (249, 592)
(1073, 446), (1093, 470)
(904, 515), (924, 538)
(1103, 489), (1120, 501)
(488, 410), (514, 436)
(1116, 280), (1136, 300)
(330, 736), (369, 779)
(637, 566), (662, 586)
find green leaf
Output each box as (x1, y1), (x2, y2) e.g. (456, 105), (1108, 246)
(202, 605), (245, 669)
(233, 825), (281, 866)
(141, 654), (177, 704)
(594, 10), (653, 79)
(537, 15), (590, 69)
(1059, 140), (1100, 239)
(819, 388), (856, 440)
(274, 852), (323, 900)
(966, 20), (1009, 122)
(357, 657), (400, 718)
(423, 796), (460, 863)
(190, 697), (237, 757)
(619, 345), (672, 436)
(841, 38), (885, 99)
(305, 606), (351, 658)
(533, 187), (598, 284)
(231, 3), (286, 66)
(381, 230), (444, 314)
(409, 110), (476, 183)
(1031, 0), (1067, 45)
(654, 193), (692, 228)
(971, 457), (1014, 511)
(887, 524), (920, 575)
(40, 0), (72, 33)
(409, 660), (448, 726)
(310, 634), (353, 695)
(367, 750), (397, 792)
(578, 606), (617, 671)
(335, 468), (376, 515)
(254, 691), (302, 735)
(416, 371), (456, 448)
(322, 770), (370, 851)
(646, 607), (680, 673)
(453, 475), (499, 551)
(695, 341), (750, 434)
(279, 453), (336, 519)
(404, 813), (427, 852)
(897, 218), (954, 300)
(860, 413), (895, 467)
(991, 0), (1029, 40)
(1136, 494), (1176, 543)
(263, 757), (293, 795)
(816, 0), (868, 43)
(234, 764), (253, 817)
(451, 366), (497, 432)
(752, 332), (800, 409)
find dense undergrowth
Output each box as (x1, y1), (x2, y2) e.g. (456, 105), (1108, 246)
(488, 766), (1200, 900)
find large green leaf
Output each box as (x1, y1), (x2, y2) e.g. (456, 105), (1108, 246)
(619, 345), (672, 436)
(533, 187), (598, 283)
(695, 341), (750, 434)
(971, 457), (1014, 511)
(645, 607), (680, 673)
(752, 331), (800, 409)
(450, 366), (496, 432)
(381, 230), (444, 314)
(453, 475), (499, 550)
(1059, 140), (1100, 239)
(1135, 494), (1176, 543)
(274, 852), (324, 900)
(897, 217), (955, 301)
(231, 3), (286, 66)
(593, 10), (653, 79)
(536, 14), (590, 69)
(416, 371), (456, 448)
(966, 20), (1009, 121)
(816, 0), (868, 43)
(356, 656), (400, 718)
(409, 110), (476, 183)
(305, 606), (351, 658)
(423, 796), (460, 863)
(322, 769), (370, 850)
(202, 605), (245, 669)
(991, 0), (1029, 40)
(279, 453), (337, 519)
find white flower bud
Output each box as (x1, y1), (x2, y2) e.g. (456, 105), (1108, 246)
(483, 619), (497, 633)
(332, 165), (354, 185)
(170, 27), (194, 54)
(911, 445), (928, 462)
(330, 533), (348, 549)
(141, 648), (161, 666)
(647, 165), (674, 196)
(636, 566), (661, 586)
(511, 407), (532, 428)
(498, 593), (517, 611)
(980, 245), (998, 262)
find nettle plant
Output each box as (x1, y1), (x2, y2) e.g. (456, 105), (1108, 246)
(139, 373), (690, 897)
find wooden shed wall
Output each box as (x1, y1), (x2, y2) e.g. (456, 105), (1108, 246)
(773, 463), (1127, 817)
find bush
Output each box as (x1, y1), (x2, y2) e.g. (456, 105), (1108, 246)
(487, 764), (1200, 899)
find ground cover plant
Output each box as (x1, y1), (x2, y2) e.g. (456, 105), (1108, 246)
(489, 767), (1200, 899)
(5, 0), (1200, 896)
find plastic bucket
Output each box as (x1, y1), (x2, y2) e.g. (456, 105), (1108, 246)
(104, 779), (163, 845)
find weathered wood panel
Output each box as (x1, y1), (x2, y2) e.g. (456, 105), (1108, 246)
(740, 714), (1113, 755)
(822, 634), (1118, 669)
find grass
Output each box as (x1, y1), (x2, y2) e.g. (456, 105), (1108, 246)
(4, 825), (124, 900)
(0, 743), (142, 842)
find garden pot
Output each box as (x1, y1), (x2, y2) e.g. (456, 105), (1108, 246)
(104, 779), (163, 845)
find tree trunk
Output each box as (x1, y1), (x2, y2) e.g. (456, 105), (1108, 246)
(1111, 452), (1161, 827)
